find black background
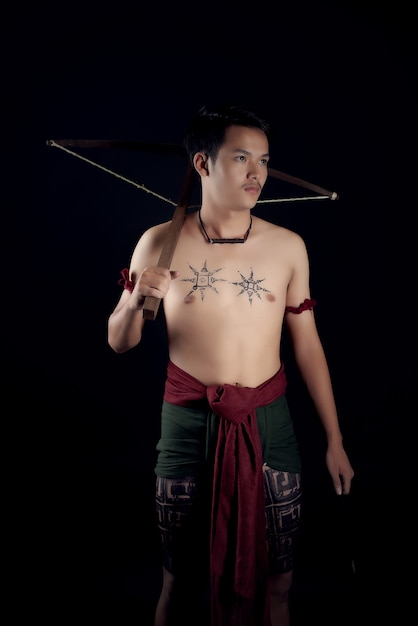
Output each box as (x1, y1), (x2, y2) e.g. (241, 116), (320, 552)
(4, 2), (417, 624)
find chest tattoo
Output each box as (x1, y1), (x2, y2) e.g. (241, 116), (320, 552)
(180, 261), (270, 304)
(231, 268), (271, 305)
(181, 261), (227, 300)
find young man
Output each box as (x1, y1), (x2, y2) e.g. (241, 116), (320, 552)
(107, 104), (354, 626)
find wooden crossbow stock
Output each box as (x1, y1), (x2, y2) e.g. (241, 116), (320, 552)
(47, 138), (339, 320)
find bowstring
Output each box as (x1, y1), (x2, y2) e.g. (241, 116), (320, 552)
(48, 140), (330, 205)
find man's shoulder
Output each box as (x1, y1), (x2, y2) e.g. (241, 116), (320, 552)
(254, 216), (305, 243)
(144, 219), (172, 235)
(130, 220), (172, 266)
(136, 220), (172, 246)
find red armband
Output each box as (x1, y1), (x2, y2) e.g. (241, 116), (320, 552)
(117, 268), (133, 293)
(285, 298), (316, 314)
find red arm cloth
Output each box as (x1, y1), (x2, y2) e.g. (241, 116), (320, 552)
(285, 298), (316, 313)
(118, 268), (133, 292)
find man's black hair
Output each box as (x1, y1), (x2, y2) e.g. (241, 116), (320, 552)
(184, 104), (272, 164)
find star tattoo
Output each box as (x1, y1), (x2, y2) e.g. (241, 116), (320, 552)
(231, 268), (271, 304)
(181, 261), (227, 300)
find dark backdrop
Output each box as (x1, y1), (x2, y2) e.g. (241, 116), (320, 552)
(4, 2), (416, 624)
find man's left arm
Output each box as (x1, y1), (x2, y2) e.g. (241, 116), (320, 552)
(285, 311), (354, 495)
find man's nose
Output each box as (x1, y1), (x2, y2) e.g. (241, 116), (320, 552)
(248, 164), (258, 178)
(248, 163), (263, 180)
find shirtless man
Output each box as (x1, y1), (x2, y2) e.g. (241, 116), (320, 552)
(107, 104), (354, 626)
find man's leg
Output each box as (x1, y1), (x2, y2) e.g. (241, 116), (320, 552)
(263, 467), (302, 626)
(154, 476), (209, 626)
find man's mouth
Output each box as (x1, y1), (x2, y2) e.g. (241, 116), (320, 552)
(243, 184), (260, 194)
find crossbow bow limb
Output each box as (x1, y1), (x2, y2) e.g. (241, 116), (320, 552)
(47, 139), (339, 319)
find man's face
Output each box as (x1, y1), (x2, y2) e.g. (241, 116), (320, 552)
(206, 125), (270, 210)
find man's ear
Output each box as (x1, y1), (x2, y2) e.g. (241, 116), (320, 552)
(193, 152), (209, 177)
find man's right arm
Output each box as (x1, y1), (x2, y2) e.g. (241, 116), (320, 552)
(107, 264), (178, 353)
(107, 286), (147, 353)
(107, 223), (178, 353)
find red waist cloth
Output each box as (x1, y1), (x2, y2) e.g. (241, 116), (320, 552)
(163, 360), (287, 626)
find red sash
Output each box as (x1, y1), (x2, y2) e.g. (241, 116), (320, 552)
(164, 360), (287, 626)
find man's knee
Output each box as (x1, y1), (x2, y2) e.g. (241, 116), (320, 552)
(269, 570), (293, 598)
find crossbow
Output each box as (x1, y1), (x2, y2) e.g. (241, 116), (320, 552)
(47, 139), (339, 319)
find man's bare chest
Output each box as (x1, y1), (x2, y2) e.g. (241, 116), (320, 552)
(167, 241), (289, 310)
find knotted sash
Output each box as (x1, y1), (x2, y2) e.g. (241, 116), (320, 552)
(163, 360), (287, 626)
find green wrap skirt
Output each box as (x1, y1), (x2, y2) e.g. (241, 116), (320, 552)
(155, 394), (301, 478)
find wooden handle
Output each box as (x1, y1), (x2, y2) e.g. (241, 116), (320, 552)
(268, 166), (338, 200)
(142, 163), (194, 320)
